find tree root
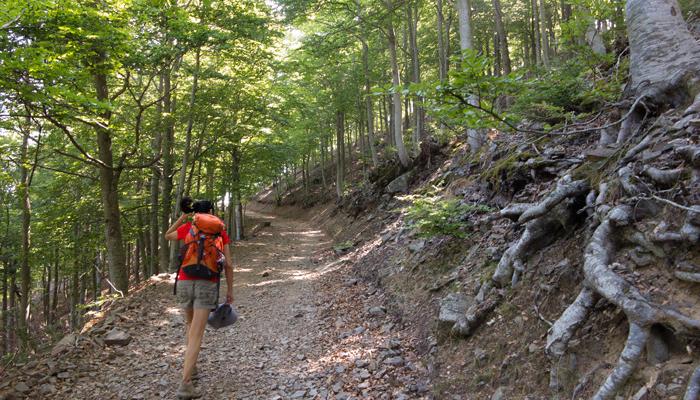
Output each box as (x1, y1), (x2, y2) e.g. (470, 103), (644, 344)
(684, 366), (700, 400)
(492, 177), (588, 286)
(642, 166), (684, 187)
(651, 206), (700, 243)
(546, 205), (700, 399)
(674, 271), (700, 283)
(546, 287), (599, 391)
(593, 323), (649, 400)
(452, 295), (500, 336)
(517, 178), (589, 224)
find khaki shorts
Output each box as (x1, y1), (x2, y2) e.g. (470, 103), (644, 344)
(176, 280), (218, 310)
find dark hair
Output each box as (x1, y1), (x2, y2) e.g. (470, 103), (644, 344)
(180, 196), (194, 213)
(193, 199), (214, 213)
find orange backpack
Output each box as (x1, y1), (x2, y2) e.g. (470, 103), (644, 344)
(174, 214), (226, 293)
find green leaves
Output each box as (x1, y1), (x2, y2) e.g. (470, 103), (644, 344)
(402, 193), (493, 239)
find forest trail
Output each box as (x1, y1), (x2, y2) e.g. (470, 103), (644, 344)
(36, 206), (431, 400)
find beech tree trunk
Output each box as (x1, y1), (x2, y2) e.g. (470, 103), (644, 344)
(539, 0), (550, 67)
(436, 0), (448, 81)
(18, 127), (31, 342)
(626, 0), (700, 106)
(149, 76), (162, 276)
(94, 60), (128, 294)
(160, 70), (175, 273)
(493, 0), (511, 74)
(361, 38), (379, 168)
(532, 0), (542, 65)
(336, 111), (346, 199)
(385, 0), (411, 168)
(456, 0), (473, 52)
(408, 2), (423, 156)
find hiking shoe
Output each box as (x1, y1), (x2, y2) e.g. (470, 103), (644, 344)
(176, 381), (201, 400)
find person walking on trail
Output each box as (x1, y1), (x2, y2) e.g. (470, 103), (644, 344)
(165, 198), (234, 399)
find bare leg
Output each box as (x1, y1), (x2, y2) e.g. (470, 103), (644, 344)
(184, 307), (194, 347)
(182, 308), (208, 383)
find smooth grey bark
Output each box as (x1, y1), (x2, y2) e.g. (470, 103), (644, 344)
(159, 70), (175, 273)
(532, 0), (542, 65)
(408, 1), (423, 156)
(385, 0), (411, 168)
(626, 0), (700, 106)
(585, 20), (607, 55)
(18, 126), (31, 341)
(361, 38), (379, 167)
(455, 0), (484, 154)
(539, 0), (550, 67)
(456, 0), (473, 52)
(336, 111), (346, 199)
(436, 0), (447, 81)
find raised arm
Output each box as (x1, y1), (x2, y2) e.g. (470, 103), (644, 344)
(165, 213), (189, 241)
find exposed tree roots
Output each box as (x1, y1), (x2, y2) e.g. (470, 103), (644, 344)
(545, 287), (599, 391)
(544, 204), (700, 399)
(685, 366), (700, 400)
(492, 176), (589, 287)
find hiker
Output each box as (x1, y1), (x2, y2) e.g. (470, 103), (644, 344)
(165, 198), (234, 399)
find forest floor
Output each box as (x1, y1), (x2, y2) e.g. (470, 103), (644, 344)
(3, 206), (432, 400)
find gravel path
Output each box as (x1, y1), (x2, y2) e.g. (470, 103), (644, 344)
(5, 208), (432, 399)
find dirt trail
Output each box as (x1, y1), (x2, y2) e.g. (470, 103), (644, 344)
(33, 207), (431, 400)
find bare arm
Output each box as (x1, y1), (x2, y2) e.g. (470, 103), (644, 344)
(223, 244), (234, 303)
(164, 213), (189, 241)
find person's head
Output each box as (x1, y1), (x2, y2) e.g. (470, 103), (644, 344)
(180, 196), (214, 214)
(180, 196), (195, 214)
(192, 199), (214, 214)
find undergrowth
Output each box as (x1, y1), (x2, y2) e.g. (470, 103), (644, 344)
(401, 193), (492, 239)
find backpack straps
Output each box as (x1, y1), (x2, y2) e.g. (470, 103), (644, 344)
(173, 227), (197, 295)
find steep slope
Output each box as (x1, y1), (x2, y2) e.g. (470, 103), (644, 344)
(266, 100), (700, 399)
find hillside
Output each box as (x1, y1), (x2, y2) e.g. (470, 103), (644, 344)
(262, 97), (700, 399)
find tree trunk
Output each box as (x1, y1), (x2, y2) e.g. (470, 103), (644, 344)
(492, 0), (511, 74)
(231, 145), (244, 240)
(18, 128), (31, 342)
(626, 0), (700, 106)
(494, 34), (501, 76)
(9, 266), (16, 351)
(2, 263), (7, 355)
(456, 0), (473, 52)
(148, 81), (162, 276)
(532, 0), (542, 66)
(320, 137), (327, 188)
(336, 111), (346, 199)
(385, 0), (410, 168)
(160, 70), (175, 273)
(539, 0), (550, 67)
(408, 2), (423, 156)
(70, 224), (81, 329)
(436, 0), (448, 82)
(561, 1), (572, 21)
(171, 48), (201, 267)
(51, 251), (59, 325)
(361, 37), (379, 167)
(91, 48), (129, 295)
